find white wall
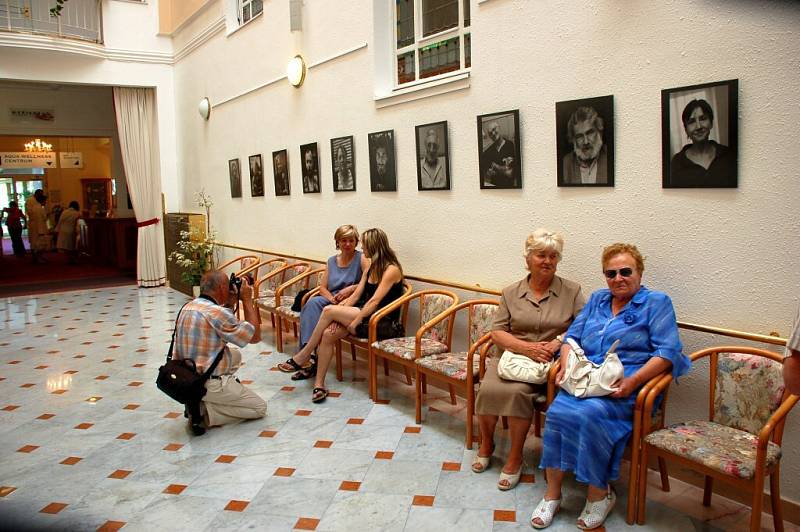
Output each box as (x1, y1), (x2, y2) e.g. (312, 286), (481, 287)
(179, 0), (800, 504)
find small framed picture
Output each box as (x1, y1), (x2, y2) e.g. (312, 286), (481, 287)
(248, 154), (264, 197)
(662, 79), (738, 188)
(330, 136), (356, 192)
(300, 142), (321, 194)
(272, 149), (290, 196)
(228, 158), (242, 198)
(477, 110), (521, 189)
(415, 121), (450, 191)
(556, 95), (614, 187)
(368, 130), (397, 192)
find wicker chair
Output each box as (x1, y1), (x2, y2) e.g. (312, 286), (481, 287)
(274, 267), (326, 353)
(637, 346), (798, 530)
(256, 262), (311, 340)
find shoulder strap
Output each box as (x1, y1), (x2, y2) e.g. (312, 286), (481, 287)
(166, 301), (192, 363)
(200, 346), (226, 381)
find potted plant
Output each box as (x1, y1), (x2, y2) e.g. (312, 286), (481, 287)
(168, 226), (215, 296)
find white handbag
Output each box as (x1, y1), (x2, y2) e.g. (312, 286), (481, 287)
(559, 338), (624, 398)
(496, 350), (552, 384)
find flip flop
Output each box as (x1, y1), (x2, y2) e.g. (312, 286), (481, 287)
(311, 387), (328, 403)
(291, 365), (317, 381)
(277, 358), (308, 373)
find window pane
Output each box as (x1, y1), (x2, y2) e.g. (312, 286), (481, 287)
(242, 4), (251, 23)
(252, 0), (263, 16)
(422, 0), (458, 37)
(397, 52), (416, 84)
(419, 36), (460, 79)
(396, 0), (414, 48)
(463, 0), (470, 27)
(464, 33), (470, 68)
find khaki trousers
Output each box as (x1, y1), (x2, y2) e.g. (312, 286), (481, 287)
(202, 375), (266, 427)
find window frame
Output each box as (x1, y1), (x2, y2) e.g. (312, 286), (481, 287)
(393, 0), (471, 89)
(238, 0), (263, 26)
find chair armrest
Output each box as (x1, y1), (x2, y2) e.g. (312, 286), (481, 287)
(641, 373), (674, 436)
(368, 290), (419, 344)
(237, 258), (262, 278)
(274, 265), (320, 306)
(302, 286), (322, 307)
(757, 393), (799, 449)
(254, 263), (292, 294)
(414, 296), (460, 359)
(477, 335), (495, 379)
(546, 359), (561, 405)
(218, 254), (258, 273)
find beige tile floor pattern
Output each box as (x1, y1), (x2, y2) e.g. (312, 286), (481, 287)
(0, 286), (796, 531)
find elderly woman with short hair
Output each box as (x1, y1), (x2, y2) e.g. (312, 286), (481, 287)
(472, 229), (585, 491)
(531, 243), (690, 530)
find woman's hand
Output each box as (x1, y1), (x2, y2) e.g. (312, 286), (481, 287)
(609, 377), (636, 398)
(524, 342), (556, 363)
(326, 322), (341, 334)
(347, 318), (361, 336)
(335, 285), (356, 302)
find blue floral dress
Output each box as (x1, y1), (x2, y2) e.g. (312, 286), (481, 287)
(539, 285), (690, 488)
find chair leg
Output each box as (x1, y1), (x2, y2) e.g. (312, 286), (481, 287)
(276, 316), (284, 353)
(658, 457), (670, 492)
(335, 341), (343, 382)
(770, 467), (784, 532)
(350, 342), (357, 361)
(370, 352), (379, 401)
(448, 384), (456, 405)
(466, 383), (475, 450)
(421, 374), (427, 394)
(415, 368), (423, 424)
(292, 322), (298, 338)
(626, 430), (640, 525)
(750, 473), (765, 532)
(383, 359), (390, 376)
(270, 314), (275, 329)
(636, 445), (651, 525)
(702, 476), (713, 506)
(403, 366), (412, 385)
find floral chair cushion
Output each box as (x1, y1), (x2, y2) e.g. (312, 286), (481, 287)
(715, 353), (785, 435)
(372, 336), (448, 360)
(281, 265), (311, 298)
(644, 420), (782, 479)
(421, 294), (456, 343)
(415, 351), (479, 381)
(469, 304), (497, 345)
(276, 304), (299, 319)
(256, 296), (277, 311)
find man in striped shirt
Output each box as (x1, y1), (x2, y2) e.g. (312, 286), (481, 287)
(174, 270), (266, 434)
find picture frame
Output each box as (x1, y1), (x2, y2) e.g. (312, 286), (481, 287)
(477, 110), (522, 189)
(272, 149), (290, 196)
(330, 136), (356, 192)
(228, 158), (242, 198)
(415, 121), (450, 191)
(300, 142), (321, 194)
(248, 154), (264, 197)
(662, 79), (738, 188)
(556, 95), (614, 187)
(368, 130), (397, 192)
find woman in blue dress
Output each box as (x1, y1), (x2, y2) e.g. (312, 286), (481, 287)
(278, 225), (367, 376)
(531, 243), (690, 530)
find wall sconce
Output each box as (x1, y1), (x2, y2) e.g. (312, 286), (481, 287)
(198, 97), (211, 120)
(287, 55), (306, 88)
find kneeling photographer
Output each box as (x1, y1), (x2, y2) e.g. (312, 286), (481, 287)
(172, 270), (266, 435)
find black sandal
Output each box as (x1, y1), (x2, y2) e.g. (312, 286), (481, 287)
(277, 358), (306, 373)
(311, 387), (328, 403)
(291, 364), (317, 381)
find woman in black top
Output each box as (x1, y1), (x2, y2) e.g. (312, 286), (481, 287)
(288, 228), (404, 402)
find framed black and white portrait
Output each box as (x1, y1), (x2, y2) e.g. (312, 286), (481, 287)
(368, 130), (396, 192)
(415, 121), (450, 191)
(300, 142), (321, 194)
(330, 136), (356, 192)
(248, 154), (264, 197)
(556, 95), (614, 187)
(272, 149), (290, 196)
(228, 158), (242, 198)
(662, 79), (738, 188)
(477, 110), (521, 189)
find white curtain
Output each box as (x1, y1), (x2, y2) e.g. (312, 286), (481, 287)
(113, 87), (166, 288)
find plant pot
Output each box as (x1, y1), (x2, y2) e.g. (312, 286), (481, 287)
(192, 286), (201, 298)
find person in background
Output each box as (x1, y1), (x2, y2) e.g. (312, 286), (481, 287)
(55, 201), (81, 264)
(25, 189), (50, 263)
(2, 201), (26, 258)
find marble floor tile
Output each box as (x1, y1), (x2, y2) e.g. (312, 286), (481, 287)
(404, 507), (494, 532)
(360, 458), (442, 495)
(317, 491), (412, 532)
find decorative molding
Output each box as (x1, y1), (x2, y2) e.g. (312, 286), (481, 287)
(173, 16), (226, 63)
(213, 42), (368, 110)
(374, 71), (470, 109)
(0, 32), (172, 64)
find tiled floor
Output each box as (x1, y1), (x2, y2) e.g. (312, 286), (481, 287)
(0, 286), (796, 531)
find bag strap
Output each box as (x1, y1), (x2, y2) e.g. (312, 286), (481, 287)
(168, 299), (228, 380)
(200, 346), (226, 381)
(166, 301), (191, 363)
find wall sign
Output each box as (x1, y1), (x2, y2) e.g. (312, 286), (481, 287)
(59, 152), (84, 168)
(0, 152), (57, 168)
(9, 108), (55, 123)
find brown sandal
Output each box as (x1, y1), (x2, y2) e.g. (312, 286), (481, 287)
(311, 387), (328, 403)
(277, 358), (308, 373)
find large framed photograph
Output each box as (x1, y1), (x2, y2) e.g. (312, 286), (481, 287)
(300, 142), (321, 194)
(330, 136), (356, 192)
(556, 95), (614, 187)
(272, 149), (290, 196)
(368, 130), (396, 192)
(228, 158), (242, 198)
(248, 154), (264, 197)
(415, 121), (450, 191)
(662, 79), (738, 188)
(477, 110), (521, 189)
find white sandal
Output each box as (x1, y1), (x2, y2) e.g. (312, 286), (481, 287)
(471, 453), (491, 473)
(497, 466), (522, 490)
(530, 497), (561, 529)
(576, 488), (616, 530)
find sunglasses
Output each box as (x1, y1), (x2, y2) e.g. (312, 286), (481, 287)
(604, 267), (634, 279)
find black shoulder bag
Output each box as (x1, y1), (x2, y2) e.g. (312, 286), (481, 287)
(156, 301), (225, 406)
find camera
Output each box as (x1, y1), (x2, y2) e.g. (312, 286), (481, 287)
(229, 273), (242, 292)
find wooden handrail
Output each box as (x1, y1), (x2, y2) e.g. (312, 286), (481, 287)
(215, 241), (788, 346)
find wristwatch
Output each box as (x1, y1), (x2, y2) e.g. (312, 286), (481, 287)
(555, 335), (564, 343)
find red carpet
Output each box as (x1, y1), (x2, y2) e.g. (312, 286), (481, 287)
(0, 239), (135, 297)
